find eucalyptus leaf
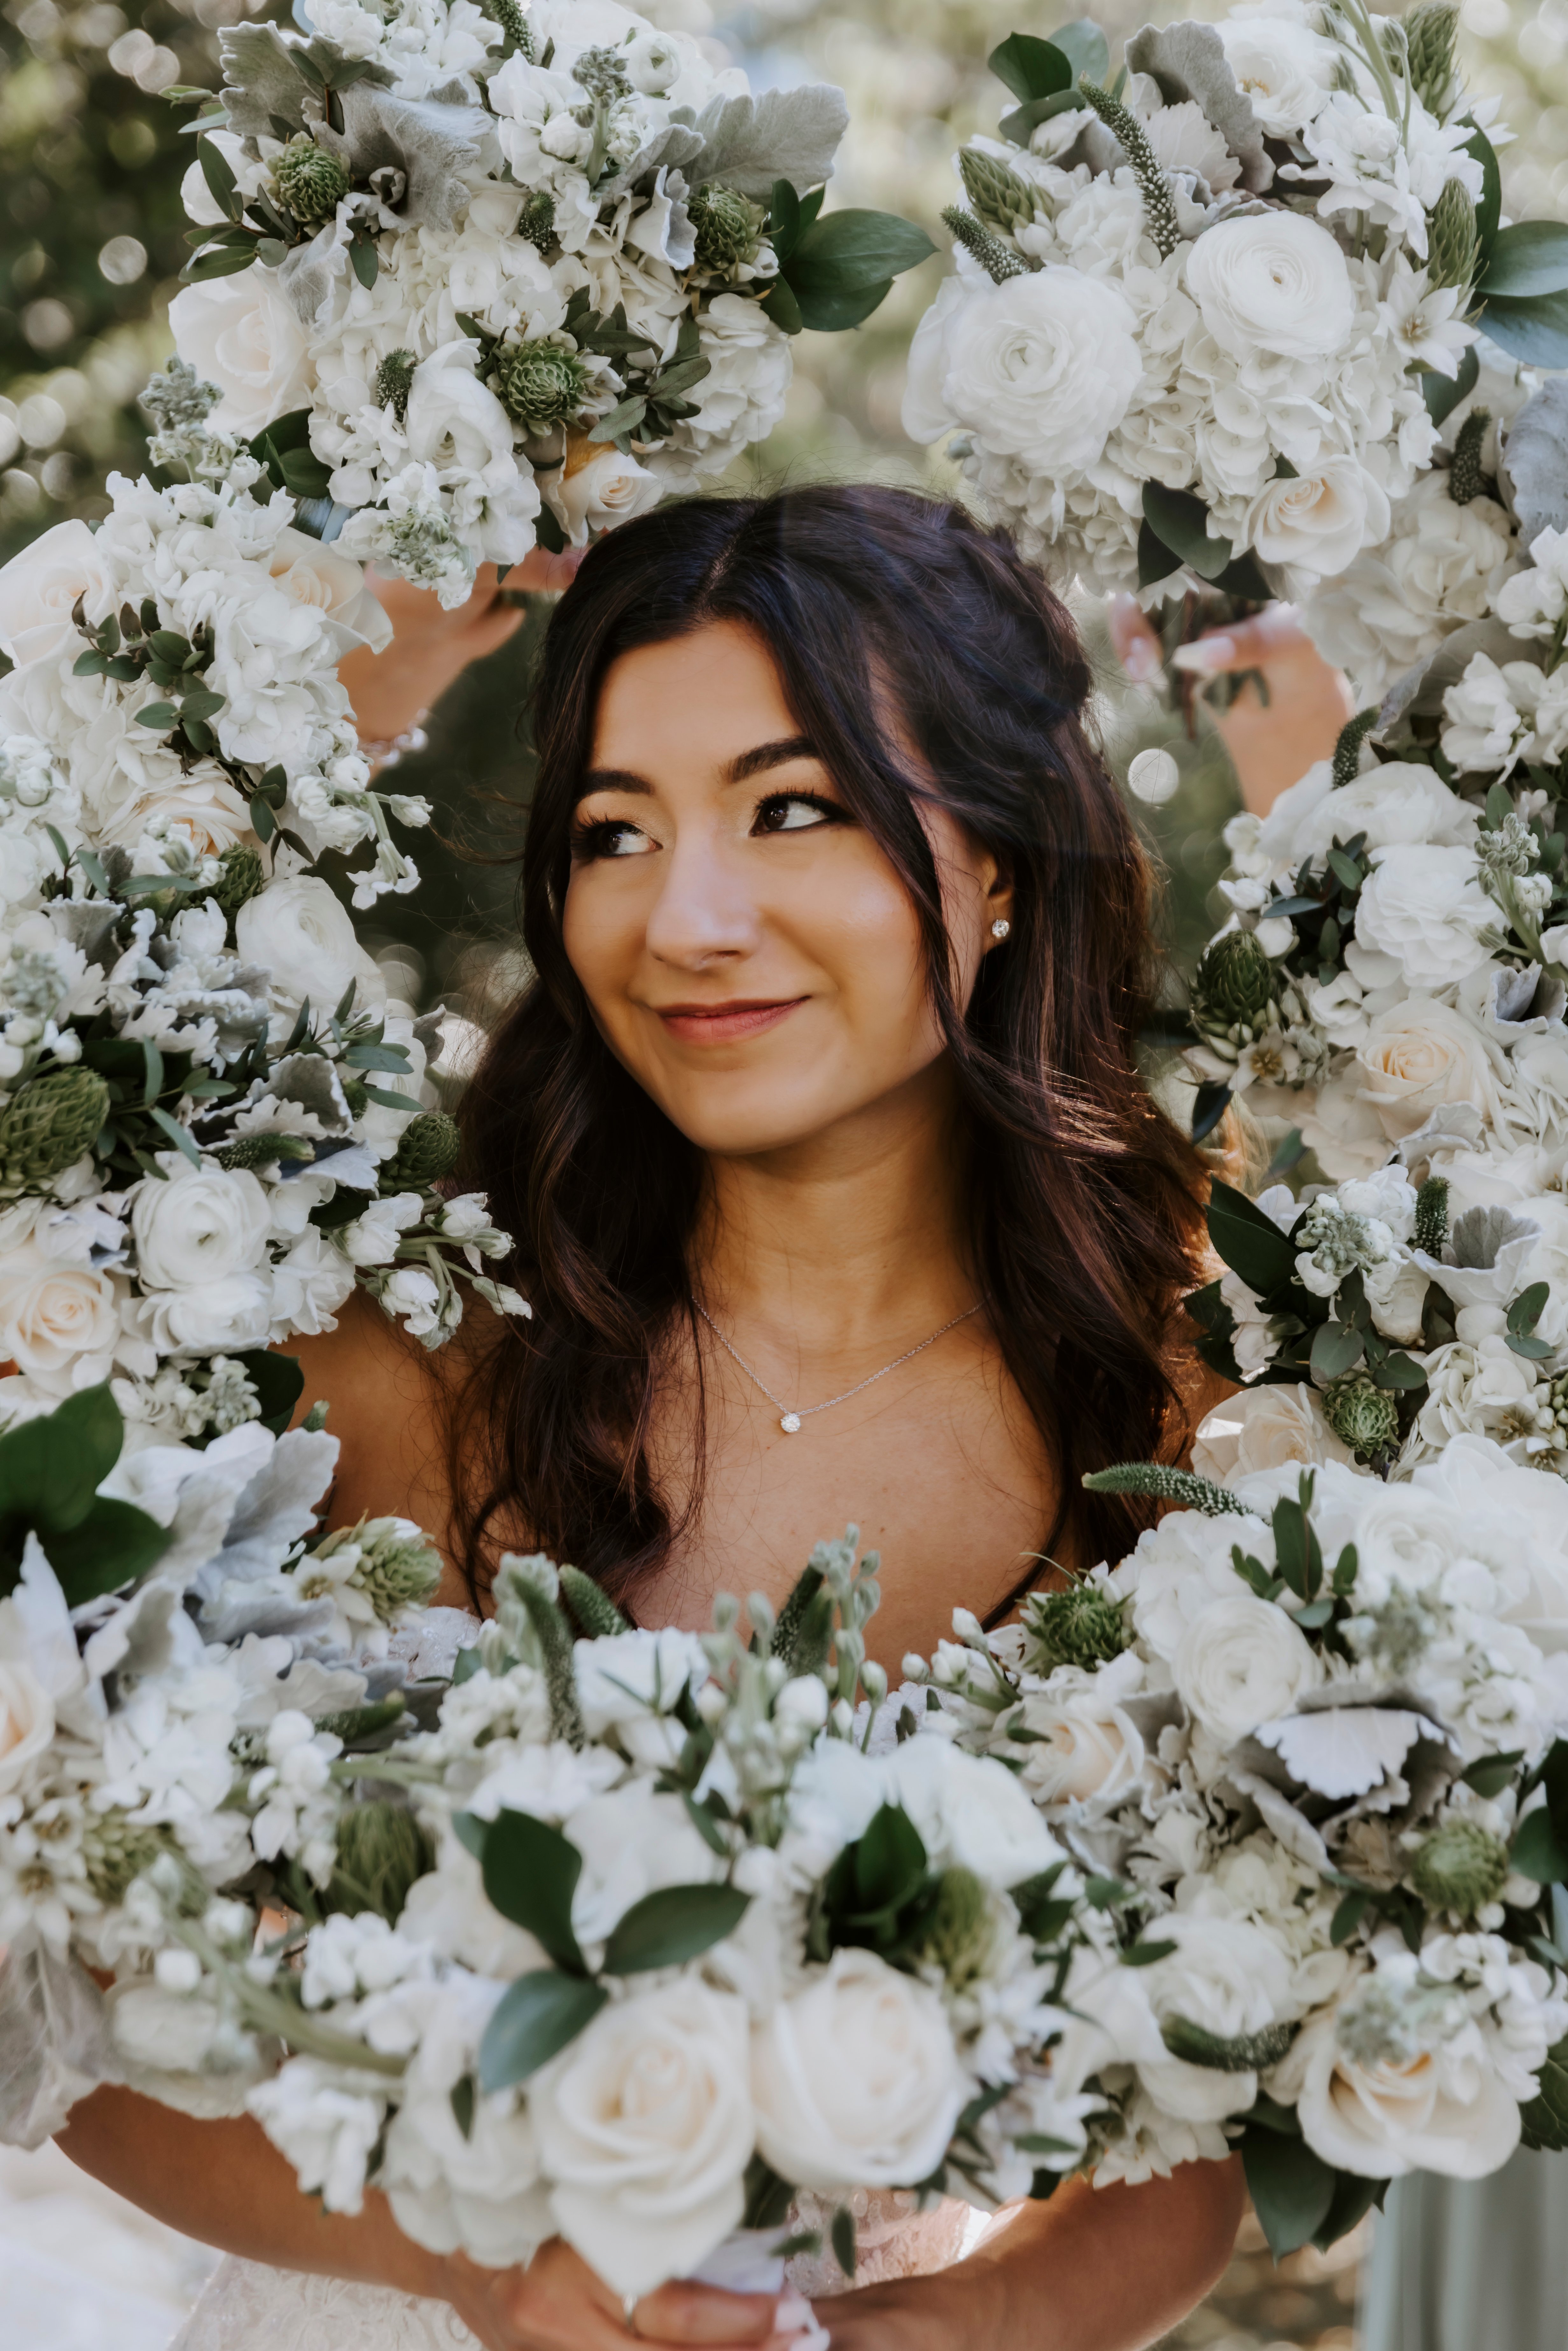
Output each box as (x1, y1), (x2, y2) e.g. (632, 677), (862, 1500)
(1479, 219), (1568, 299)
(481, 1809), (587, 1975)
(1480, 287), (1568, 372)
(477, 1971), (607, 2092)
(602, 1883), (751, 1976)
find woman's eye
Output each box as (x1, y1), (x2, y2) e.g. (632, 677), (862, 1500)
(753, 793), (838, 836)
(572, 818), (657, 861)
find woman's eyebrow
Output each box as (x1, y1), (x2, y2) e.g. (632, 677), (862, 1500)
(576, 737), (819, 801)
(576, 766), (652, 799)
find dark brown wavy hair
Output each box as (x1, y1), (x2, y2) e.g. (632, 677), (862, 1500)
(445, 484), (1206, 1618)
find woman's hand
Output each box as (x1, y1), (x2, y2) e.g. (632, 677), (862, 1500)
(1108, 593), (1354, 818)
(339, 545), (583, 750)
(437, 2238), (806, 2351)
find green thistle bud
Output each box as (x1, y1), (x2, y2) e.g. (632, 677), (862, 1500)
(690, 183), (768, 274)
(489, 341), (593, 433)
(958, 149), (1039, 240)
(0, 1067), (110, 1197)
(273, 136), (352, 227)
(386, 1108), (461, 1188)
(1021, 1581), (1131, 1674)
(80, 1810), (180, 1905)
(210, 841), (265, 920)
(1410, 1818), (1510, 1915)
(1414, 1174), (1450, 1256)
(941, 205), (1028, 284)
(517, 190), (556, 249)
(1192, 929), (1277, 1034)
(1404, 1), (1461, 111)
(312, 1513), (443, 1622)
(917, 1866), (997, 1990)
(1322, 1369), (1402, 1463)
(1427, 176), (1478, 291)
(375, 349), (417, 428)
(1448, 407), (1492, 506)
(325, 1800), (433, 1924)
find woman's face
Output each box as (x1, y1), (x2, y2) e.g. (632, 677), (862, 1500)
(561, 619), (1012, 1158)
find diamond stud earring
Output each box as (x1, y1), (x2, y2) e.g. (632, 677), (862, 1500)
(990, 918), (1010, 940)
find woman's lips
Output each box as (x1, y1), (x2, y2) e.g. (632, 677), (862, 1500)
(654, 997), (807, 1044)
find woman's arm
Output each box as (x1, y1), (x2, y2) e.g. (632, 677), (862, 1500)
(822, 2159), (1245, 2351)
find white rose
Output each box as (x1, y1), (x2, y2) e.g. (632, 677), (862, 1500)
(1246, 459), (1390, 581)
(1012, 1653), (1156, 1809)
(546, 443), (663, 547)
(1136, 1916), (1296, 2123)
(1354, 845), (1494, 993)
(0, 518), (118, 668)
(0, 1659), (54, 1792)
(1289, 2009), (1521, 2179)
(0, 1243), (118, 1377)
(751, 1946), (967, 2191)
(1172, 1592), (1322, 1747)
(533, 1979), (753, 2296)
(1355, 997), (1505, 1142)
(167, 268), (314, 436)
(1185, 214), (1354, 365)
(1192, 1384), (1353, 1482)
(268, 528), (391, 655)
(131, 1158), (270, 1293)
(906, 267), (1142, 475)
(234, 875), (385, 1014)
(1217, 19), (1337, 136)
(405, 341), (517, 482)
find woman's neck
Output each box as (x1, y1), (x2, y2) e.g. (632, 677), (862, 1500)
(693, 1061), (977, 1361)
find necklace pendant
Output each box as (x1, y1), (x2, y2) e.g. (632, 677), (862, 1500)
(780, 1412), (802, 1435)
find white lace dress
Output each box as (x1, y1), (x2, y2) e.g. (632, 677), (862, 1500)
(170, 2195), (982, 2348)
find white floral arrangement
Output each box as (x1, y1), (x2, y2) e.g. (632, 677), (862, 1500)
(167, 0), (932, 597)
(924, 1450), (1568, 2257)
(900, 2), (1568, 615)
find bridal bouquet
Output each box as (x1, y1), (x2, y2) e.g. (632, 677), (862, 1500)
(901, 2), (1568, 611)
(234, 1539), (1110, 2298)
(168, 0), (932, 593)
(924, 1455), (1568, 2257)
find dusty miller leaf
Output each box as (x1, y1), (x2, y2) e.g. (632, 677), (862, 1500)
(1124, 21), (1273, 193)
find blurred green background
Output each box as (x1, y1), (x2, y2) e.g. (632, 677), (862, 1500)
(0, 0), (1558, 1030)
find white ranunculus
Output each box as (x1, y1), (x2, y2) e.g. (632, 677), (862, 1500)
(1172, 1592), (1322, 1748)
(1185, 214), (1354, 366)
(533, 1978), (754, 2296)
(131, 1158), (270, 1295)
(1356, 997), (1505, 1142)
(234, 876), (385, 1015)
(405, 341), (517, 482)
(564, 1782), (722, 1947)
(574, 1627), (709, 1761)
(1011, 1651), (1157, 1810)
(0, 1658), (54, 1792)
(1192, 1384), (1354, 1483)
(1292, 762), (1476, 866)
(1289, 2009), (1521, 2179)
(1127, 1505), (1273, 1662)
(751, 1946), (967, 2191)
(906, 267), (1142, 476)
(1246, 459), (1389, 580)
(883, 1733), (1063, 1886)
(1354, 845), (1494, 993)
(546, 443), (663, 546)
(167, 269), (314, 436)
(662, 295), (793, 479)
(0, 1244), (118, 1379)
(1136, 1915), (1296, 2123)
(1217, 18), (1338, 136)
(0, 520), (119, 668)
(137, 1272), (274, 1359)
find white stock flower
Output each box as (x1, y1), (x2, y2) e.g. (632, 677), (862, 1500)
(1440, 653), (1545, 778)
(1246, 459), (1389, 581)
(573, 1627), (710, 1762)
(167, 269), (314, 436)
(1354, 846), (1494, 992)
(751, 1945), (967, 2191)
(1185, 214), (1354, 369)
(1191, 1384), (1353, 1483)
(1172, 1592), (1322, 1747)
(1495, 527), (1568, 641)
(0, 519), (118, 668)
(533, 1979), (754, 2296)
(904, 267), (1143, 476)
(250, 2057), (388, 2214)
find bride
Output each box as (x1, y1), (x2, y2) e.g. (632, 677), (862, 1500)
(56, 484), (1248, 2349)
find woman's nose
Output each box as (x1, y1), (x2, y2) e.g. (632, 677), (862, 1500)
(643, 833), (760, 969)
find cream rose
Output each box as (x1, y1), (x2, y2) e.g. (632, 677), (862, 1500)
(532, 1978), (753, 2296)
(131, 1159), (271, 1293)
(268, 528), (391, 655)
(1186, 213), (1354, 364)
(1172, 1592), (1321, 1747)
(0, 518), (119, 669)
(167, 268), (314, 436)
(1217, 19), (1337, 136)
(1136, 1916), (1296, 2123)
(1012, 1653), (1156, 1809)
(1355, 997), (1505, 1143)
(751, 1946), (967, 2192)
(0, 1244), (118, 1377)
(546, 441), (663, 546)
(1246, 458), (1389, 581)
(234, 875), (385, 1014)
(0, 1658), (55, 1793)
(1354, 846), (1494, 993)
(904, 266), (1142, 475)
(1289, 2009), (1521, 2179)
(1192, 1384), (1353, 1482)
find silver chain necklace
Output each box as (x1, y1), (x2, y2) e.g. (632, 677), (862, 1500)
(694, 1299), (985, 1435)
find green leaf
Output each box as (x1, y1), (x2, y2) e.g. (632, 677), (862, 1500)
(1310, 1320), (1363, 1381)
(478, 1971), (607, 2090)
(349, 236), (379, 291)
(1509, 1282), (1550, 1337)
(0, 1386), (169, 1604)
(787, 277), (892, 333)
(198, 134), (240, 218)
(1241, 2125), (1337, 2259)
(1424, 340), (1478, 424)
(277, 448), (333, 498)
(987, 32), (1073, 102)
(830, 2208), (857, 2279)
(1191, 1082), (1232, 1144)
(134, 704), (179, 731)
(1121, 1938), (1178, 1966)
(999, 83), (1088, 146)
(481, 1809), (587, 1973)
(1141, 485), (1234, 584)
(1331, 1888), (1369, 1945)
(228, 1349), (304, 1441)
(1314, 2169), (1384, 2252)
(1480, 286), (1568, 371)
(183, 241), (262, 282)
(850, 1804), (928, 1916)
(768, 178), (802, 264)
(1521, 2036), (1568, 2151)
(1512, 1806), (1568, 1884)
(148, 1106), (202, 1166)
(787, 209), (936, 294)
(452, 1812), (488, 1860)
(602, 1882), (751, 1975)
(450, 2075), (476, 2140)
(1207, 1176), (1298, 1299)
(1461, 1748), (1525, 1800)
(587, 395), (648, 445)
(1047, 18), (1111, 84)
(177, 687), (227, 725)
(1480, 219), (1568, 299)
